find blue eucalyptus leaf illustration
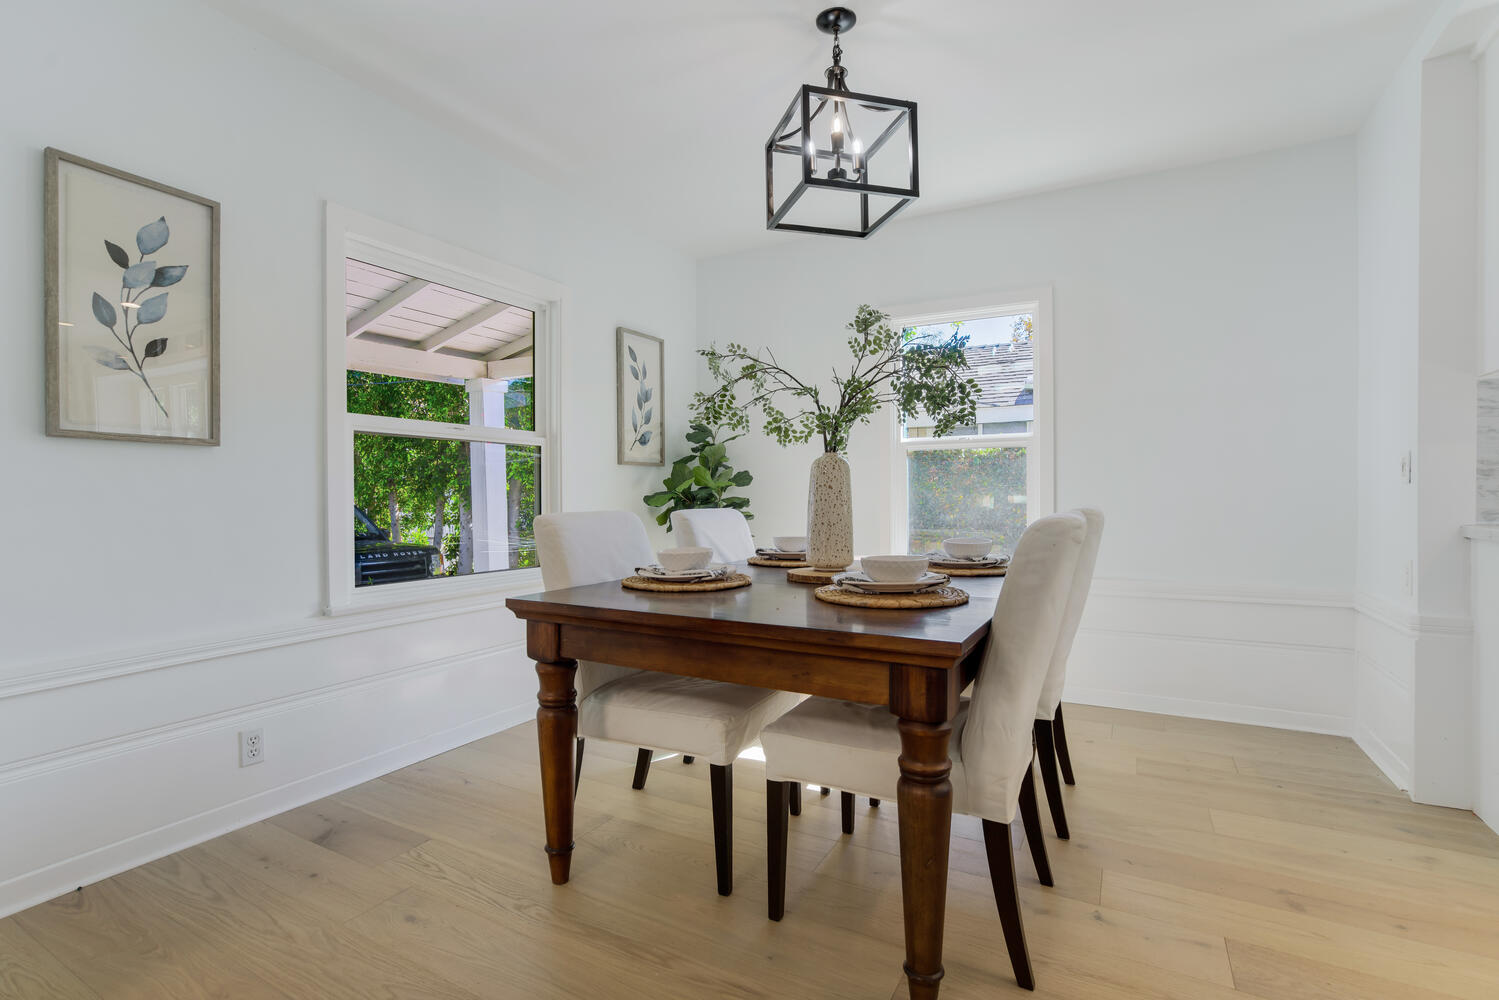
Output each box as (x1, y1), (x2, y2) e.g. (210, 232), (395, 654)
(143, 337), (168, 359)
(641, 362), (647, 380)
(629, 364), (639, 380)
(104, 240), (130, 268)
(136, 216), (169, 255)
(638, 430), (652, 446)
(86, 346), (130, 370)
(642, 407), (653, 426)
(91, 292), (117, 328)
(643, 387), (652, 403)
(151, 265), (188, 287)
(627, 345), (637, 363)
(636, 388), (644, 410)
(631, 410), (639, 433)
(136, 292), (169, 324)
(122, 261), (157, 288)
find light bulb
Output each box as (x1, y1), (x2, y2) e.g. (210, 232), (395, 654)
(832, 113), (844, 137)
(853, 138), (864, 173)
(807, 139), (817, 174)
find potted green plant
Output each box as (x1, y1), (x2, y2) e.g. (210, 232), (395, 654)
(643, 421), (754, 530)
(696, 305), (978, 569)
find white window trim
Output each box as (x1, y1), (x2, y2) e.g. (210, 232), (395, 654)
(881, 287), (1055, 554)
(323, 203), (565, 615)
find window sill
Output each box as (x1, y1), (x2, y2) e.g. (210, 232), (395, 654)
(325, 567), (545, 619)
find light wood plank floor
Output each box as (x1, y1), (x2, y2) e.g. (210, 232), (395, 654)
(5, 705), (1498, 999)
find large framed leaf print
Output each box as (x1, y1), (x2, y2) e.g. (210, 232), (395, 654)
(45, 149), (220, 444)
(616, 327), (664, 466)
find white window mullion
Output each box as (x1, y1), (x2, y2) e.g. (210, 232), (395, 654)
(349, 411), (546, 448)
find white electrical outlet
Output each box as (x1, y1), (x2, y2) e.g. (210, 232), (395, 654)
(1400, 451), (1412, 483)
(1402, 561), (1413, 597)
(239, 728), (264, 767)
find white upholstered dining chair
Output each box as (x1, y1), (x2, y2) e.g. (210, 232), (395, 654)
(533, 510), (803, 895)
(758, 511), (1087, 990)
(666, 507), (759, 766)
(1032, 507), (1105, 840)
(669, 508), (757, 563)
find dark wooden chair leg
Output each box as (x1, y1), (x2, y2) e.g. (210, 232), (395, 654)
(1033, 720), (1070, 840)
(982, 818), (1036, 991)
(841, 791), (855, 834)
(631, 747), (653, 790)
(1017, 760), (1054, 886)
(789, 781), (802, 816)
(710, 763), (733, 896)
(870, 798), (880, 807)
(683, 755), (695, 764)
(573, 737), (585, 801)
(1053, 705), (1076, 785)
(767, 780), (789, 920)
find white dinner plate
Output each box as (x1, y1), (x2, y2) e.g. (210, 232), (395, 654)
(927, 555), (1008, 569)
(833, 571), (949, 594)
(635, 564), (730, 582)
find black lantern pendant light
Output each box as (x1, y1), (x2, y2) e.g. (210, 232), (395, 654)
(765, 7), (918, 238)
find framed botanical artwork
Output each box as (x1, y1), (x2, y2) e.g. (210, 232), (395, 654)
(45, 148), (220, 444)
(616, 327), (664, 465)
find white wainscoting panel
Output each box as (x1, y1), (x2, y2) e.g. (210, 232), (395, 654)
(1064, 578), (1356, 733)
(0, 599), (536, 919)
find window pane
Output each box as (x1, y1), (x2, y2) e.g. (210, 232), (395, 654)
(901, 313), (1034, 440)
(906, 447), (1027, 555)
(344, 257), (535, 430)
(353, 432), (540, 586)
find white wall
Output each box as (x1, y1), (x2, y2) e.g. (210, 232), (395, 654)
(698, 139), (1361, 732)
(0, 0), (696, 916)
(1353, 2), (1488, 807)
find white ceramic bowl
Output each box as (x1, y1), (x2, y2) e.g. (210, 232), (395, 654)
(942, 536), (994, 559)
(658, 546), (713, 572)
(860, 554), (932, 583)
(772, 535), (808, 552)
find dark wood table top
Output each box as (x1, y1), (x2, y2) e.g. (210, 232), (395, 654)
(507, 561), (1005, 664)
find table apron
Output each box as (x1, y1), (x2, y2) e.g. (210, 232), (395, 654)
(557, 623), (899, 706)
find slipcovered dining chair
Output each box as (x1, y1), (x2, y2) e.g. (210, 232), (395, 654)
(758, 512), (1087, 990)
(667, 507), (757, 769)
(670, 507), (843, 815)
(670, 508), (757, 563)
(534, 510), (803, 895)
(1033, 507), (1105, 840)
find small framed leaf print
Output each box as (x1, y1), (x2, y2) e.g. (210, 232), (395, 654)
(45, 148), (220, 444)
(616, 327), (664, 466)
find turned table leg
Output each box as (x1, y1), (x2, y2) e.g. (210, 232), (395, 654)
(892, 659), (958, 1000)
(531, 621), (578, 885)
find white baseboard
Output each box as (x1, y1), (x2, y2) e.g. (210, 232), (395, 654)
(1066, 686), (1351, 735)
(1353, 718), (1412, 791)
(0, 701), (533, 920)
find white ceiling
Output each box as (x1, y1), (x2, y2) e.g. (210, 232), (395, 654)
(209, 0), (1441, 256)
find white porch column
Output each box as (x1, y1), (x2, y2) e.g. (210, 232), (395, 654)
(468, 380), (511, 572)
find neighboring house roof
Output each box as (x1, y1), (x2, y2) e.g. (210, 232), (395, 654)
(962, 342), (1034, 408)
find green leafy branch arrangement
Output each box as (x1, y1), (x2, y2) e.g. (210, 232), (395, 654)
(643, 421), (753, 530)
(694, 304), (980, 454)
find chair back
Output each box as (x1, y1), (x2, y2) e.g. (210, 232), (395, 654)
(670, 508), (756, 563)
(534, 510), (654, 698)
(960, 512), (1087, 823)
(1036, 508), (1105, 720)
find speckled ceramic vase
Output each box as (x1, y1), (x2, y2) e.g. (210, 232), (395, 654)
(806, 451), (853, 570)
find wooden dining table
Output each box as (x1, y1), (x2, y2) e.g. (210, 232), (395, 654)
(506, 561), (1006, 999)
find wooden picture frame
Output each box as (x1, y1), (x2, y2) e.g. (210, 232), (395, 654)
(45, 148), (221, 445)
(616, 327), (664, 465)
